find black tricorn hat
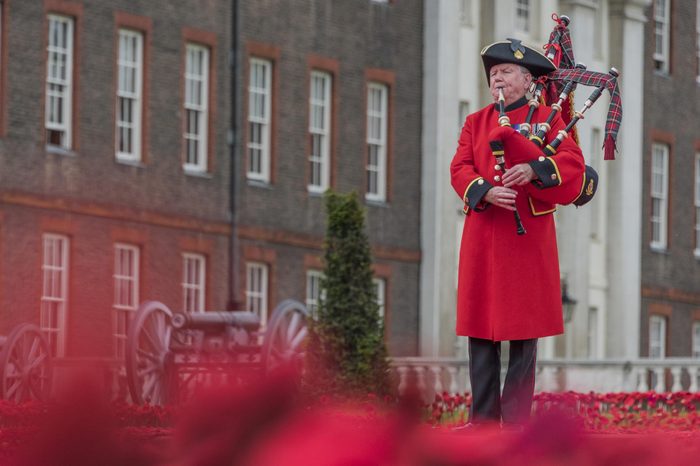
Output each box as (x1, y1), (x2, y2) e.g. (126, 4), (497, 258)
(481, 38), (556, 82)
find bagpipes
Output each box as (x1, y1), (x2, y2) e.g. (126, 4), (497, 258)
(489, 14), (622, 234)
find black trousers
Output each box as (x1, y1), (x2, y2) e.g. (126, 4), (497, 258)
(468, 337), (537, 424)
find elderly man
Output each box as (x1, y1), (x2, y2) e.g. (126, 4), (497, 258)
(450, 39), (585, 427)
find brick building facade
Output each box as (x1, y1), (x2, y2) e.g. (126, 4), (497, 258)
(0, 0), (232, 360)
(234, 0), (423, 356)
(0, 0), (424, 373)
(641, 0), (700, 357)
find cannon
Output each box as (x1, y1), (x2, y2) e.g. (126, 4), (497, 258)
(0, 323), (53, 402)
(125, 299), (309, 405)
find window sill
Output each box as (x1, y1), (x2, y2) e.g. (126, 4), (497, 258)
(650, 244), (668, 254)
(247, 179), (272, 189)
(183, 168), (212, 179)
(46, 145), (77, 157)
(115, 158), (145, 168)
(365, 198), (389, 208)
(653, 70), (671, 79)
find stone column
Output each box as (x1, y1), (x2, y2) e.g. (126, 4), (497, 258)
(420, 0), (462, 356)
(604, 0), (650, 358)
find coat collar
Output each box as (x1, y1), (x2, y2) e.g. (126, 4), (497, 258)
(491, 96), (528, 113)
(504, 96), (528, 112)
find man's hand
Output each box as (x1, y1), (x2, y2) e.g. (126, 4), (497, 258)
(501, 163), (536, 187)
(484, 186), (518, 211)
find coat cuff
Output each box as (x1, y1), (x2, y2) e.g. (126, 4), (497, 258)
(528, 156), (562, 189)
(462, 177), (493, 214)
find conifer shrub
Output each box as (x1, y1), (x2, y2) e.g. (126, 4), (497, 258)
(305, 191), (390, 398)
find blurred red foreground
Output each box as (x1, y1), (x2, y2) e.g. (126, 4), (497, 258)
(2, 370), (700, 466)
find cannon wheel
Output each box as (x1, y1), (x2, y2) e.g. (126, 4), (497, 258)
(0, 323), (53, 402)
(262, 300), (309, 375)
(126, 301), (176, 405)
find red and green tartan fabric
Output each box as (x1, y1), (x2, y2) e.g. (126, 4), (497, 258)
(542, 14), (622, 161)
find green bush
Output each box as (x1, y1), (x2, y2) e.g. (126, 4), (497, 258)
(305, 191), (390, 397)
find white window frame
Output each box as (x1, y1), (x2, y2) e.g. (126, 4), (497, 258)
(305, 270), (324, 318)
(514, 0), (531, 35)
(41, 234), (69, 357)
(308, 70), (331, 193)
(113, 244), (139, 359)
(45, 14), (74, 149)
(653, 0), (671, 73)
(184, 43), (209, 173)
(366, 82), (388, 202)
(649, 314), (667, 359)
(373, 277), (386, 324)
(246, 262), (269, 328)
(696, 0), (700, 82)
(693, 321), (700, 358)
(695, 153), (700, 257)
(650, 143), (669, 250)
(116, 29), (144, 162)
(182, 253), (206, 313)
(247, 58), (272, 182)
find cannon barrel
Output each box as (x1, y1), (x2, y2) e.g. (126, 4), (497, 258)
(171, 311), (261, 332)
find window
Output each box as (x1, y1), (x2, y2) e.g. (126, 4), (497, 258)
(0, 2), (4, 133)
(305, 270), (324, 317)
(456, 216), (464, 290)
(653, 0), (671, 73)
(693, 322), (700, 357)
(41, 234), (69, 357)
(366, 83), (388, 202)
(45, 15), (74, 149)
(515, 0), (530, 34)
(373, 277), (386, 323)
(247, 58), (272, 182)
(184, 43), (209, 172)
(182, 253), (205, 312)
(459, 101), (470, 128)
(113, 244), (139, 358)
(589, 128), (602, 239)
(650, 143), (669, 250)
(696, 1), (700, 81)
(246, 262), (268, 327)
(695, 153), (700, 256)
(649, 315), (667, 358)
(116, 29), (143, 162)
(308, 71), (331, 193)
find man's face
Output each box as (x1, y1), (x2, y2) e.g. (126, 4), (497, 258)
(489, 63), (532, 106)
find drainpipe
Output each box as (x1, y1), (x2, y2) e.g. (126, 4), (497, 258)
(228, 0), (241, 310)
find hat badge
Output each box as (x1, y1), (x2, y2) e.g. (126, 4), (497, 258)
(508, 38), (526, 60)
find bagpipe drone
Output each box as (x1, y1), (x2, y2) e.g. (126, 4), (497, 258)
(486, 14), (622, 235)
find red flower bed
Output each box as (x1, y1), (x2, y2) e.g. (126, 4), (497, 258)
(427, 390), (700, 432)
(2, 388), (700, 465)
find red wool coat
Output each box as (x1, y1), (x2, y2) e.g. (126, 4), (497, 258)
(450, 98), (585, 341)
